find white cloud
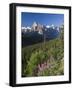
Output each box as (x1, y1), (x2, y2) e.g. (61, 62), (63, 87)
(21, 27), (27, 30)
(46, 25), (50, 28)
(27, 27), (31, 30)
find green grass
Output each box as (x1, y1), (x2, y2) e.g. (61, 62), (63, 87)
(22, 36), (64, 77)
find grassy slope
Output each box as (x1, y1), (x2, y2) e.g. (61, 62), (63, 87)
(22, 38), (64, 77)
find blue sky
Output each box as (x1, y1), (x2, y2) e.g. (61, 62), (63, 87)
(21, 12), (64, 27)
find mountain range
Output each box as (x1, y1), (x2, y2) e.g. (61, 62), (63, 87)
(22, 22), (60, 34)
(22, 22), (61, 47)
